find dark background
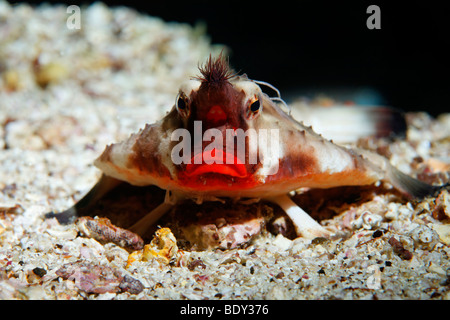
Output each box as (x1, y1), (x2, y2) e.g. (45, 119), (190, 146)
(12, 0), (449, 115)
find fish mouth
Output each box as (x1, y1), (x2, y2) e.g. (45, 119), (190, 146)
(185, 149), (247, 178)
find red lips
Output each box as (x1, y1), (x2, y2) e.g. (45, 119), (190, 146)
(185, 149), (247, 178)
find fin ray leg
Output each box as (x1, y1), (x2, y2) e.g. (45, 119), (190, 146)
(267, 194), (332, 240)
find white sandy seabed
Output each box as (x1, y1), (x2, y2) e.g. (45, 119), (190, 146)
(0, 1), (449, 300)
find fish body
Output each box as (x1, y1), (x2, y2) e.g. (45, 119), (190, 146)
(48, 55), (447, 240)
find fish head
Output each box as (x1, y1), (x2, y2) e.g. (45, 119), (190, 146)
(169, 54), (284, 189)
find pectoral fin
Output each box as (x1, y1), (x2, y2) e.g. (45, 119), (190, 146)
(45, 175), (122, 224)
(356, 148), (448, 199)
(386, 164), (448, 199)
(128, 190), (177, 236)
(267, 194), (332, 240)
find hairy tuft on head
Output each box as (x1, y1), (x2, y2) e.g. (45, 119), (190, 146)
(195, 53), (236, 86)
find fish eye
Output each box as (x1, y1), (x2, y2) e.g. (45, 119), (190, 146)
(250, 99), (260, 112)
(176, 92), (190, 117)
(246, 96), (262, 119)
